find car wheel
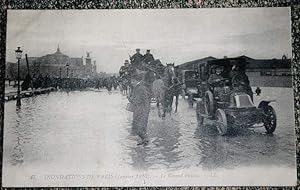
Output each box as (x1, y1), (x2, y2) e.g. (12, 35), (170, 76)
(215, 109), (228, 136)
(204, 90), (215, 116)
(263, 105), (277, 134)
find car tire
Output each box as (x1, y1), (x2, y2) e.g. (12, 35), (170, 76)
(262, 105), (277, 134)
(215, 109), (228, 136)
(204, 90), (215, 116)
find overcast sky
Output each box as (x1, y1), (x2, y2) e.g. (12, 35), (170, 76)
(6, 8), (291, 73)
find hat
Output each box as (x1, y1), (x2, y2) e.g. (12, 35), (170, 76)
(146, 49), (150, 52)
(124, 60), (129, 64)
(136, 48), (140, 51)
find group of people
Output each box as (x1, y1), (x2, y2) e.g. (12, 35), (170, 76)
(122, 48), (159, 145)
(119, 49), (156, 78)
(208, 64), (253, 99)
(130, 48), (155, 66)
(10, 74), (121, 92)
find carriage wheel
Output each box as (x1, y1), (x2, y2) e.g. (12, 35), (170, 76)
(215, 109), (228, 136)
(263, 105), (277, 134)
(204, 91), (215, 116)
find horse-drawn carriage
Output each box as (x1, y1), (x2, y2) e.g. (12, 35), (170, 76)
(195, 57), (277, 135)
(121, 55), (182, 117)
(179, 70), (200, 107)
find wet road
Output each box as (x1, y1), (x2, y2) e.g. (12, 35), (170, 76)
(3, 87), (296, 186)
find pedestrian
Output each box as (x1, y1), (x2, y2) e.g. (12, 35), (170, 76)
(127, 70), (151, 145)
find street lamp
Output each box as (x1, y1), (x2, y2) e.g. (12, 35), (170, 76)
(66, 63), (69, 78)
(15, 47), (22, 107)
(59, 67), (62, 78)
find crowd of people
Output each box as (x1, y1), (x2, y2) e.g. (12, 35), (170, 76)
(10, 74), (120, 92)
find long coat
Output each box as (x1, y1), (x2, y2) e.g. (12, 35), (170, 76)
(130, 53), (144, 65)
(130, 81), (150, 139)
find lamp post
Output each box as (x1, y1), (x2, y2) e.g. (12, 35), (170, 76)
(15, 47), (23, 107)
(59, 67), (62, 78)
(66, 63), (69, 78)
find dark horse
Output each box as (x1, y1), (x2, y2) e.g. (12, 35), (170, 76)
(153, 63), (180, 118)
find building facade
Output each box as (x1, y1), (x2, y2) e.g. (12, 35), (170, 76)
(6, 47), (97, 79)
(178, 55), (292, 87)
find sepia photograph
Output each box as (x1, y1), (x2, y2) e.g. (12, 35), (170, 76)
(3, 7), (296, 187)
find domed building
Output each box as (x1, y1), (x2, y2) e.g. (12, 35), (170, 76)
(6, 46), (97, 79)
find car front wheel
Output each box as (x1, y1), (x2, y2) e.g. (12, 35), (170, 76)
(263, 105), (277, 134)
(215, 109), (228, 136)
(204, 90), (215, 116)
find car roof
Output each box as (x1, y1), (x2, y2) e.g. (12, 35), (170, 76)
(207, 57), (248, 67)
(182, 70), (197, 73)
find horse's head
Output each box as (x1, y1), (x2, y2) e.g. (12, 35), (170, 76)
(163, 63), (177, 86)
(165, 63), (176, 77)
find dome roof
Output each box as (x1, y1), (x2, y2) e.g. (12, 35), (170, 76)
(38, 46), (70, 65)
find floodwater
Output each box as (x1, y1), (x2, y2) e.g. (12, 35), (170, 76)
(2, 87), (296, 186)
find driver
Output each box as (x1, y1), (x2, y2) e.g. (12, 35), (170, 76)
(208, 66), (227, 100)
(208, 66), (224, 86)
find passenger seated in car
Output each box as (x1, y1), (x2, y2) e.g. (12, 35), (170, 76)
(231, 65), (253, 99)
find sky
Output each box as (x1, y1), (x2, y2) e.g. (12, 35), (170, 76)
(6, 8), (291, 73)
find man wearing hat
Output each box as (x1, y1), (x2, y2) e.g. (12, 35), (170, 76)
(143, 49), (155, 65)
(130, 48), (144, 66)
(127, 70), (150, 145)
(119, 60), (130, 77)
(231, 64), (253, 100)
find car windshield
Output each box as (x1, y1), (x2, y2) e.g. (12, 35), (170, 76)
(185, 71), (198, 80)
(235, 94), (255, 108)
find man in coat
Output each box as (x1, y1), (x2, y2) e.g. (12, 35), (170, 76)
(127, 70), (151, 145)
(130, 48), (144, 66)
(143, 49), (155, 65)
(231, 65), (253, 100)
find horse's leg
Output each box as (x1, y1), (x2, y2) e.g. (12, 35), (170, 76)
(175, 94), (178, 113)
(170, 96), (174, 115)
(162, 98), (166, 118)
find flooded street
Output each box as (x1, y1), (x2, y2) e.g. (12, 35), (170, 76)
(3, 87), (296, 186)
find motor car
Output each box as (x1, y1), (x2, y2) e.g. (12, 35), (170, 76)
(195, 57), (276, 135)
(180, 70), (200, 107)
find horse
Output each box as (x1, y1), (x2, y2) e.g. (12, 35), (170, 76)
(152, 74), (165, 117)
(168, 77), (182, 113)
(152, 63), (178, 118)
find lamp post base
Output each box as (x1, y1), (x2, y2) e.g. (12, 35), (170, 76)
(16, 96), (21, 107)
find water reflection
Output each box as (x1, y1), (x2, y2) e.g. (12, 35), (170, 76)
(194, 122), (280, 169)
(11, 108), (24, 165)
(3, 89), (295, 175)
